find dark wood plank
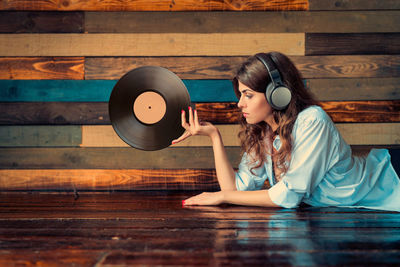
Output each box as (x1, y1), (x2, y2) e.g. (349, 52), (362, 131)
(306, 33), (400, 55)
(309, 0), (400, 10)
(0, 192), (399, 265)
(0, 126), (81, 147)
(0, 0), (309, 11)
(0, 11), (83, 33)
(0, 102), (109, 125)
(1, 101), (399, 125)
(86, 55), (400, 80)
(85, 11), (400, 33)
(0, 57), (84, 79)
(0, 147), (241, 169)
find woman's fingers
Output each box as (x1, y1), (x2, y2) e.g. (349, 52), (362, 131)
(188, 106), (194, 126)
(181, 109), (188, 129)
(171, 131), (191, 145)
(194, 108), (199, 127)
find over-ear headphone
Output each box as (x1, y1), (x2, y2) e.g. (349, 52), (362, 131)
(255, 53), (292, 110)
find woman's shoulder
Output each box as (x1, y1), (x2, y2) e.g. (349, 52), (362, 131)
(296, 105), (331, 125)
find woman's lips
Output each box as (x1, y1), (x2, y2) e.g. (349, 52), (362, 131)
(243, 113), (248, 118)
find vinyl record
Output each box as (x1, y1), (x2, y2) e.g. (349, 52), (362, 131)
(109, 66), (191, 151)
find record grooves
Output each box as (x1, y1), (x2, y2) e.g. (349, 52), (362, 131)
(109, 66), (191, 151)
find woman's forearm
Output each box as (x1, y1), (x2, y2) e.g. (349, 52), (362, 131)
(210, 130), (237, 191)
(222, 190), (280, 207)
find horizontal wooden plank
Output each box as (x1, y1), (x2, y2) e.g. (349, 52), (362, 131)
(85, 11), (400, 33)
(1, 123), (399, 148)
(82, 125), (240, 147)
(82, 124), (400, 147)
(0, 147), (240, 169)
(85, 56), (246, 80)
(0, 33), (305, 56)
(319, 101), (400, 123)
(86, 55), (400, 80)
(1, 101), (399, 125)
(0, 11), (83, 33)
(0, 102), (110, 125)
(1, 56), (397, 81)
(306, 33), (400, 55)
(309, 0), (400, 11)
(0, 57), (84, 79)
(0, 146), (396, 170)
(2, 78), (399, 103)
(0, 0), (309, 11)
(0, 169), (219, 191)
(306, 78), (400, 101)
(295, 55), (400, 78)
(0, 80), (235, 102)
(0, 126), (81, 147)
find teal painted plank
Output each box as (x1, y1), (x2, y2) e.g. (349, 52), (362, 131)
(0, 80), (237, 102)
(0, 126), (81, 147)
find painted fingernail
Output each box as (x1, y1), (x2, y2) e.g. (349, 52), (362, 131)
(188, 106), (191, 110)
(182, 200), (186, 205)
(181, 110), (184, 113)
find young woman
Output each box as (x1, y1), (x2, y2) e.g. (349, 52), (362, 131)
(171, 51), (400, 212)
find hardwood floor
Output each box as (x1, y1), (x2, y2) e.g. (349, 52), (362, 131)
(0, 191), (399, 266)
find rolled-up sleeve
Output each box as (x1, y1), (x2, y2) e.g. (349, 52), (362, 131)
(268, 113), (339, 208)
(235, 153), (268, 191)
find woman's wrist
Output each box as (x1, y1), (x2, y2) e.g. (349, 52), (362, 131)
(209, 128), (221, 142)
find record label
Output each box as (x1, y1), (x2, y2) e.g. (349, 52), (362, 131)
(133, 91), (166, 125)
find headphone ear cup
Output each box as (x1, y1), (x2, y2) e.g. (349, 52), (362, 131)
(265, 82), (275, 108)
(270, 86), (292, 110)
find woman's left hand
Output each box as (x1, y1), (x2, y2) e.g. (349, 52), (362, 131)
(183, 192), (224, 206)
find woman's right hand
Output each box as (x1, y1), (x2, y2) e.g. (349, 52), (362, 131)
(171, 107), (218, 145)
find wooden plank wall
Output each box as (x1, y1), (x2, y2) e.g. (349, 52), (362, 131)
(0, 0), (399, 191)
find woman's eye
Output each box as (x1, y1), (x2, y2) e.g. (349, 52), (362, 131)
(246, 95), (253, 99)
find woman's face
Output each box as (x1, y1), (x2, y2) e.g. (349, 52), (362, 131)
(237, 81), (273, 125)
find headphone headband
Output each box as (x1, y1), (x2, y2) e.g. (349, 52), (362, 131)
(254, 53), (292, 110)
(255, 53), (282, 87)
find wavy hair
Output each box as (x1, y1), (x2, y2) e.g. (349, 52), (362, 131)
(232, 52), (319, 178)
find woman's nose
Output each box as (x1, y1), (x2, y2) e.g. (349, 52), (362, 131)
(237, 97), (244, 108)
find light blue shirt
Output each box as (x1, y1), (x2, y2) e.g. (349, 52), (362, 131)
(235, 106), (400, 212)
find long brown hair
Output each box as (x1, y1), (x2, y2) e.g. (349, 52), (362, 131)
(232, 52), (319, 178)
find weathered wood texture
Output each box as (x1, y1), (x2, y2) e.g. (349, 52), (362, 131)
(84, 11), (400, 33)
(309, 0), (400, 11)
(0, 57), (84, 79)
(1, 78), (399, 103)
(1, 123), (398, 148)
(306, 33), (400, 55)
(306, 78), (400, 101)
(0, 33), (305, 56)
(0, 80), (234, 102)
(0, 11), (84, 33)
(0, 192), (399, 266)
(2, 55), (398, 80)
(83, 124), (400, 146)
(0, 126), (82, 147)
(0, 0), (309, 11)
(0, 146), (395, 170)
(1, 101), (399, 125)
(85, 55), (400, 79)
(0, 169), (219, 191)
